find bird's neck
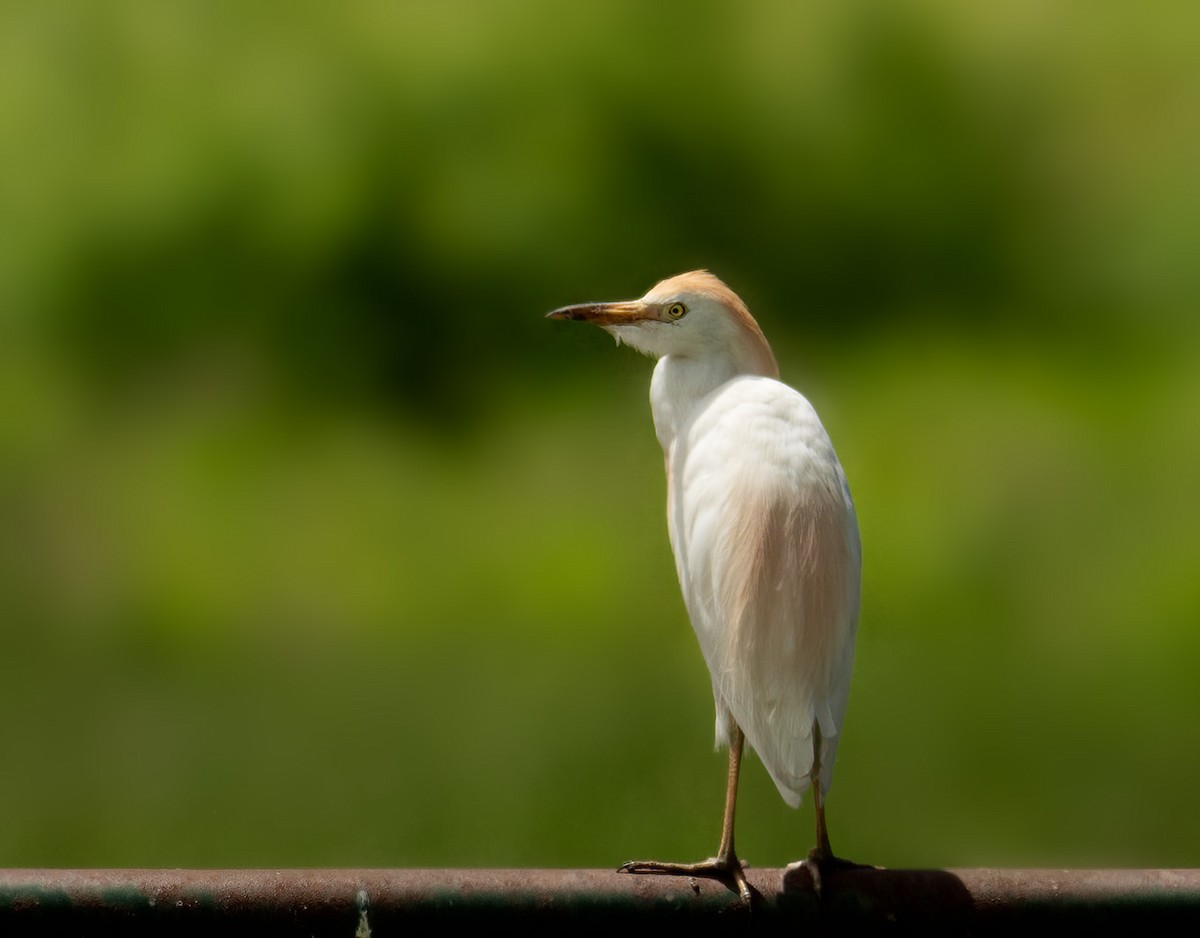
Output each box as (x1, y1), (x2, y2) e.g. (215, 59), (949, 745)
(649, 354), (744, 451)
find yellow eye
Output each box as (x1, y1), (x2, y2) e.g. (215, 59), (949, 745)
(666, 302), (688, 320)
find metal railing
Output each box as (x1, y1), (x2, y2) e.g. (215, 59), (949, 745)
(2, 867), (1198, 934)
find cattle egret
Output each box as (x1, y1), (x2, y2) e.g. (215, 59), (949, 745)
(548, 271), (861, 901)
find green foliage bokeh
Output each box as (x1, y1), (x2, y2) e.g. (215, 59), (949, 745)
(2, 1), (1198, 870)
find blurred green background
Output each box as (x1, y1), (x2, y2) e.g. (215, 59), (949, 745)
(2, 0), (1198, 871)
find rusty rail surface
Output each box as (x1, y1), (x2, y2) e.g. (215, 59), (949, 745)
(1, 867), (1198, 935)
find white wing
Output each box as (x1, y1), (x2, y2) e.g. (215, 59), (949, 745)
(666, 375), (861, 806)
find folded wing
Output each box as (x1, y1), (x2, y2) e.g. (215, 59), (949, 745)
(668, 376), (861, 806)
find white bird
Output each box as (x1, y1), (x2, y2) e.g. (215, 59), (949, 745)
(548, 271), (861, 901)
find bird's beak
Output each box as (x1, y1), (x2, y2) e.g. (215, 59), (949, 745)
(546, 300), (651, 325)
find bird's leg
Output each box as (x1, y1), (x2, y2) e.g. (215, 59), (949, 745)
(810, 721), (834, 863)
(798, 721), (870, 896)
(619, 724), (752, 903)
(715, 722), (743, 865)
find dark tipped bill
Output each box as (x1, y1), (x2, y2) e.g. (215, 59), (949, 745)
(546, 301), (648, 325)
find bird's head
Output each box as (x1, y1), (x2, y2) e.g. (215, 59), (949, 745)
(547, 270), (778, 378)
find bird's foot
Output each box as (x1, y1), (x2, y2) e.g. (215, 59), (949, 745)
(782, 848), (875, 899)
(619, 856), (752, 905)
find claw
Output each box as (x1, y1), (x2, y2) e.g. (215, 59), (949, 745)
(782, 850), (876, 899)
(618, 856), (752, 906)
